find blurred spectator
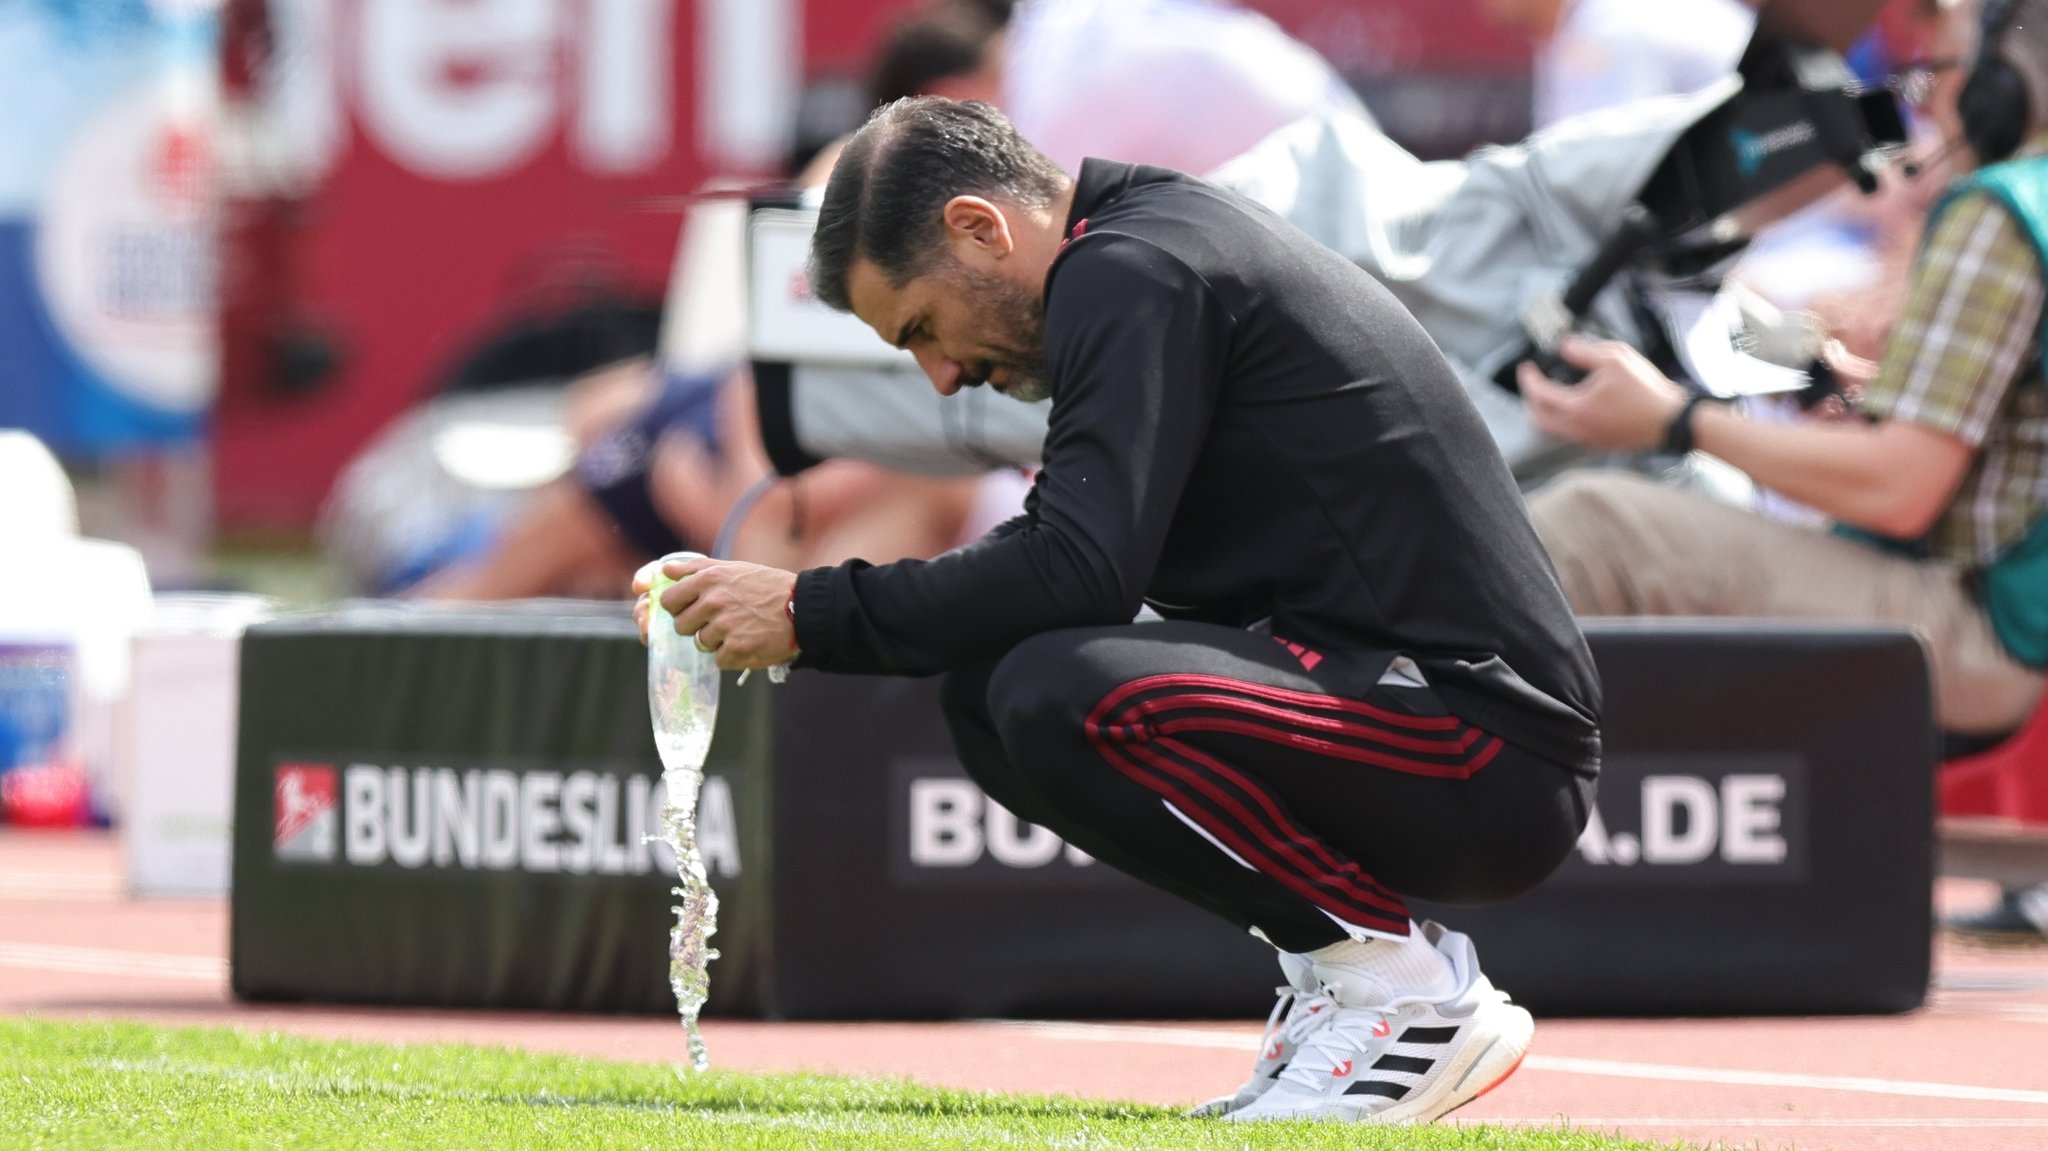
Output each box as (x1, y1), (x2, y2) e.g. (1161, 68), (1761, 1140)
(999, 0), (1373, 176)
(413, 359), (993, 601)
(1515, 0), (2048, 744)
(416, 11), (1011, 601)
(787, 3), (1009, 176)
(1806, 0), (1982, 361)
(875, 5), (1003, 106)
(795, 3), (1005, 184)
(1726, 0), (1973, 527)
(807, 0), (1371, 183)
(1481, 0), (1756, 129)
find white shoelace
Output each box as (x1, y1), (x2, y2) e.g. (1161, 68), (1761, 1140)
(1274, 979), (1450, 1091)
(1255, 983), (1338, 1063)
(1278, 1007), (1392, 1089)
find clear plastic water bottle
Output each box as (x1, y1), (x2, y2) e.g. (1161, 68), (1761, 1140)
(645, 558), (722, 1071)
(647, 566), (721, 784)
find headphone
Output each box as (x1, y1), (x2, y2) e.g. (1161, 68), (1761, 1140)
(1959, 0), (2034, 165)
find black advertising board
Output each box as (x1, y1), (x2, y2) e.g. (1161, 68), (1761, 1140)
(231, 601), (771, 1015)
(231, 608), (1932, 1018)
(1415, 619), (1936, 1015)
(792, 622), (1932, 1018)
(759, 672), (1275, 1019)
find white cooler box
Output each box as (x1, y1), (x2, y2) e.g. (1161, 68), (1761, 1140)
(121, 594), (273, 896)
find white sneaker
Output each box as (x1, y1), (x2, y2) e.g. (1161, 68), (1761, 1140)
(1186, 953), (1332, 1117)
(1224, 923), (1533, 1125)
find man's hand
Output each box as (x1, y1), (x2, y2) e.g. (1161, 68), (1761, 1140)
(630, 556), (800, 671)
(1518, 335), (1690, 452)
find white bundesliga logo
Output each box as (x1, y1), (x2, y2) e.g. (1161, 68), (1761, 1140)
(275, 761), (739, 878)
(1576, 773), (1788, 867)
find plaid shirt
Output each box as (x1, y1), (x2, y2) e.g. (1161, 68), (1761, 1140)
(1859, 136), (2048, 568)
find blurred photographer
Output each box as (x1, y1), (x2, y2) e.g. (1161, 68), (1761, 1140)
(1521, 2), (2046, 741)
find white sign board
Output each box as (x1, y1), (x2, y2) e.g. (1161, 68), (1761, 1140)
(747, 208), (915, 369)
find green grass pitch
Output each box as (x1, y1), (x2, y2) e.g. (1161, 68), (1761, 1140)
(1, 1017), (1698, 1150)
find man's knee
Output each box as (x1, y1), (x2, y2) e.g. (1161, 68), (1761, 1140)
(939, 657), (1076, 827)
(1528, 470), (1691, 614)
(1528, 470), (1657, 546)
(984, 631), (1105, 769)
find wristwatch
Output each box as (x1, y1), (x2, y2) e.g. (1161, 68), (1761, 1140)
(1661, 394), (1727, 455)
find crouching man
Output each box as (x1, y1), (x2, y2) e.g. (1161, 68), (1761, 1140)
(637, 97), (1600, 1123)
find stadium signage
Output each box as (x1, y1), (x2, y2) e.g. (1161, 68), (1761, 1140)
(1564, 754), (1805, 884)
(888, 758), (1122, 887)
(907, 777), (1097, 869)
(892, 753), (1804, 886)
(272, 759), (739, 879)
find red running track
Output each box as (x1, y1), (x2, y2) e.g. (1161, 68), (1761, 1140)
(7, 830), (2048, 1151)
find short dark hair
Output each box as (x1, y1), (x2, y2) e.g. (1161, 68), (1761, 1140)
(808, 98), (1069, 313)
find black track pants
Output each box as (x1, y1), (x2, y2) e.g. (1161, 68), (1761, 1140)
(940, 620), (1596, 954)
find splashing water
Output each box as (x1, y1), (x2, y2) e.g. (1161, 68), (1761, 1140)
(647, 566), (722, 1072)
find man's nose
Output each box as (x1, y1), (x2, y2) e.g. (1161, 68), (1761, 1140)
(915, 347), (965, 396)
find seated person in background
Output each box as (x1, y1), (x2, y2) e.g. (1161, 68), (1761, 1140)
(414, 357), (986, 600)
(1517, 0), (2047, 735)
(1804, 0), (1984, 361)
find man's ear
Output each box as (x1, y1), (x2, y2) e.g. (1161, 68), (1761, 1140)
(941, 196), (1015, 266)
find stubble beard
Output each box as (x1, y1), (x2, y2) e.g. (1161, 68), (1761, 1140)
(950, 266), (1052, 403)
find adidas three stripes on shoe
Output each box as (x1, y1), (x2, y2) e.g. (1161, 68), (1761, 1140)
(1216, 922), (1533, 1124)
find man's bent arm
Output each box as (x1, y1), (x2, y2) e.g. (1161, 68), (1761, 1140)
(1702, 193), (2046, 539)
(1684, 410), (1972, 538)
(1526, 193), (2039, 541)
(794, 235), (1230, 675)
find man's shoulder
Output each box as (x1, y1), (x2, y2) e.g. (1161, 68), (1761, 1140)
(1069, 169), (1264, 264)
(1058, 169), (1230, 269)
(1089, 165), (1237, 219)
(1928, 178), (2045, 276)
(1045, 228), (1205, 318)
(1949, 154), (2048, 240)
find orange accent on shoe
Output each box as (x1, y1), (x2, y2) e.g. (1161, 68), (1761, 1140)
(1472, 1051), (1527, 1101)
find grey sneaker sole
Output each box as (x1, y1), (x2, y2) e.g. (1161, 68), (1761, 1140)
(1185, 1092), (1252, 1118)
(1186, 1068), (1286, 1117)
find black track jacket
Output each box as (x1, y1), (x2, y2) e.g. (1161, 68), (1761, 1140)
(791, 161), (1601, 770)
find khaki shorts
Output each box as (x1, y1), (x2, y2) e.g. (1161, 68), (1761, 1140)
(1529, 470), (2043, 735)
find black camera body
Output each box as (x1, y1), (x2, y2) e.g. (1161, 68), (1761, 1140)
(1501, 30), (1907, 395)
